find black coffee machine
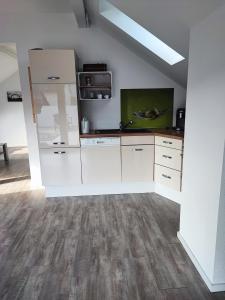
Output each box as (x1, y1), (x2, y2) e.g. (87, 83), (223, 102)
(176, 108), (185, 131)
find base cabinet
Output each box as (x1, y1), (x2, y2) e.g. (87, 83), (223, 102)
(40, 148), (81, 186)
(122, 145), (154, 182)
(81, 146), (121, 184)
(154, 164), (181, 191)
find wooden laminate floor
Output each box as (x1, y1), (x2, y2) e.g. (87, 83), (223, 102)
(0, 147), (30, 183)
(0, 180), (224, 300)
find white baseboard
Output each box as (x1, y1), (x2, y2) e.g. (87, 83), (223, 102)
(45, 182), (154, 197)
(177, 232), (225, 292)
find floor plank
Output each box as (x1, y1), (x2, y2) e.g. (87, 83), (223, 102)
(0, 182), (224, 299)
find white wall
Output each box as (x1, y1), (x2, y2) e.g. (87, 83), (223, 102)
(0, 71), (27, 147)
(0, 12), (186, 186)
(179, 4), (225, 291)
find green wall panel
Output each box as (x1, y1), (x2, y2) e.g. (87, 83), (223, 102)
(121, 89), (174, 129)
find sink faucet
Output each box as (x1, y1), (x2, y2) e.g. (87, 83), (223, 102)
(120, 120), (134, 130)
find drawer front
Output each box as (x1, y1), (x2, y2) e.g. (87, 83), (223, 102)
(154, 164), (181, 191)
(40, 148), (81, 186)
(155, 136), (183, 150)
(29, 49), (76, 84)
(122, 145), (154, 182)
(121, 135), (154, 145)
(155, 145), (182, 171)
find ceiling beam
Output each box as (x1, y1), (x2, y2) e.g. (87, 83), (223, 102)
(69, 0), (90, 28)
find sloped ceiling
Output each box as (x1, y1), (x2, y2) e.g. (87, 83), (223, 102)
(0, 0), (224, 87)
(86, 0), (224, 87)
(0, 44), (18, 83)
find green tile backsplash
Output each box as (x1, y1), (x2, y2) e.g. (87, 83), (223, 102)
(121, 89), (174, 129)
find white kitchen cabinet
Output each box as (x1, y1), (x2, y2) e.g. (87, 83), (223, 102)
(40, 148), (82, 186)
(29, 49), (76, 84)
(81, 140), (121, 184)
(155, 136), (183, 150)
(32, 84), (80, 148)
(121, 135), (154, 146)
(155, 145), (182, 171)
(121, 145), (154, 182)
(154, 164), (181, 192)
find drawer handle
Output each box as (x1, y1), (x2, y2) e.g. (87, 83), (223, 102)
(97, 141), (104, 144)
(54, 151), (66, 154)
(162, 174), (171, 179)
(163, 141), (172, 145)
(48, 76), (60, 80)
(162, 155), (172, 159)
(135, 148), (143, 151)
(53, 142), (65, 145)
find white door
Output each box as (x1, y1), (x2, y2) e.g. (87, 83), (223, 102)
(81, 146), (121, 184)
(122, 145), (154, 182)
(40, 148), (81, 186)
(32, 84), (80, 148)
(29, 49), (76, 84)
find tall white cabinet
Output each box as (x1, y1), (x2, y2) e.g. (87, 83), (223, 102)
(29, 49), (82, 186)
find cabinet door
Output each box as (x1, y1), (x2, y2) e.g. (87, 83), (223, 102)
(81, 146), (121, 184)
(122, 145), (154, 182)
(32, 84), (80, 148)
(40, 148), (81, 186)
(29, 49), (76, 84)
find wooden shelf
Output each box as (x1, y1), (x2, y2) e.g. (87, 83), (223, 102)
(78, 71), (112, 101)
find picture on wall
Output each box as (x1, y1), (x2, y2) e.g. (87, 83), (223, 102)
(7, 91), (22, 102)
(121, 88), (174, 129)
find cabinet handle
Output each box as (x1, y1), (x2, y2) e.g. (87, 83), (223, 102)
(53, 142), (65, 145)
(48, 76), (60, 80)
(135, 148), (143, 151)
(162, 155), (172, 159)
(163, 141), (172, 145)
(162, 174), (171, 179)
(97, 141), (104, 144)
(54, 151), (66, 154)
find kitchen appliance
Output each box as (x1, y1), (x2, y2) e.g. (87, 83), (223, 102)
(80, 138), (121, 184)
(176, 108), (185, 131)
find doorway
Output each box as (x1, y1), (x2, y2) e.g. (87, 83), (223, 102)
(0, 43), (30, 184)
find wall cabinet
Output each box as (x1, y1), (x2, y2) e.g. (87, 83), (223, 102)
(32, 84), (80, 148)
(40, 148), (82, 186)
(121, 145), (154, 182)
(29, 49), (76, 84)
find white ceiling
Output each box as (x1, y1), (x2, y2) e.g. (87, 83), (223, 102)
(0, 43), (18, 83)
(0, 0), (224, 86)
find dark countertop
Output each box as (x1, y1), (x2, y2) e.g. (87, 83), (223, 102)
(80, 129), (184, 140)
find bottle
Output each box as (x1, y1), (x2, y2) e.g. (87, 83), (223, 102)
(81, 117), (90, 134)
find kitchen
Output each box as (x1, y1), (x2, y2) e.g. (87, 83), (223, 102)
(0, 0), (224, 296)
(28, 49), (185, 201)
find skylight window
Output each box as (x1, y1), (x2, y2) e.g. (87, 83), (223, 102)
(99, 0), (185, 65)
